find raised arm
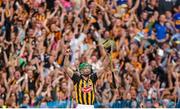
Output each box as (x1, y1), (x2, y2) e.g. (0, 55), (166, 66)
(96, 33), (107, 60)
(10, 41), (15, 53)
(95, 2), (105, 11)
(0, 8), (5, 26)
(6, 85), (12, 101)
(96, 54), (110, 78)
(167, 62), (174, 89)
(126, 13), (135, 27)
(104, 11), (111, 26)
(73, 3), (86, 28)
(133, 69), (142, 87)
(64, 50), (74, 78)
(48, 7), (59, 19)
(60, 11), (66, 31)
(84, 44), (96, 61)
(28, 41), (34, 61)
(97, 3), (111, 26)
(36, 81), (44, 96)
(19, 41), (26, 57)
(42, 7), (58, 33)
(3, 51), (8, 67)
(129, 0), (140, 13)
(141, 60), (149, 80)
(24, 18), (30, 30)
(2, 73), (9, 90)
(36, 61), (45, 96)
(52, 75), (64, 87)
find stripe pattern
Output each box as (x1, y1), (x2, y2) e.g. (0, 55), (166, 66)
(74, 78), (95, 105)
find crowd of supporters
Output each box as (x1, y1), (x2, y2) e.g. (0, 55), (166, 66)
(0, 0), (179, 108)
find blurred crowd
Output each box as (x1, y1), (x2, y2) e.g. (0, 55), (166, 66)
(0, 0), (179, 108)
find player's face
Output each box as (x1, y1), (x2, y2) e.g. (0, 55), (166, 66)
(81, 67), (91, 76)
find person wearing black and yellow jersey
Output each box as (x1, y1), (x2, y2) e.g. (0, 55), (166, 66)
(64, 43), (110, 108)
(72, 63), (97, 106)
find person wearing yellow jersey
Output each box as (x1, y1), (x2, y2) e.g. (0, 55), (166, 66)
(64, 45), (110, 108)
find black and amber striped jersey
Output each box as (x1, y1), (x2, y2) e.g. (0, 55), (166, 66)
(72, 73), (98, 105)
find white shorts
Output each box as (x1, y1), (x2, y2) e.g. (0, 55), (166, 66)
(76, 104), (94, 109)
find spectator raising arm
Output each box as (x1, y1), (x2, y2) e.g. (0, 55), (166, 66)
(2, 73), (9, 90)
(52, 74), (64, 87)
(96, 52), (110, 78)
(60, 11), (66, 31)
(129, 0), (140, 13)
(28, 41), (34, 62)
(3, 50), (8, 67)
(36, 81), (44, 97)
(64, 49), (74, 78)
(19, 41), (26, 57)
(0, 8), (5, 26)
(43, 7), (59, 33)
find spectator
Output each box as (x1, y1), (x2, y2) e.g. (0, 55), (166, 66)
(154, 14), (168, 43)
